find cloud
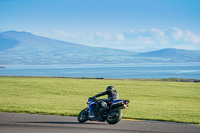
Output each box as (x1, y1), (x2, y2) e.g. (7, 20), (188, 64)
(33, 28), (200, 52)
(151, 28), (168, 44)
(34, 31), (49, 37)
(171, 28), (200, 44)
(88, 31), (112, 41)
(33, 30), (75, 42)
(173, 44), (199, 50)
(124, 28), (168, 45)
(151, 28), (165, 37)
(172, 27), (183, 39)
(130, 36), (156, 45)
(54, 30), (74, 38)
(185, 31), (200, 43)
(116, 33), (125, 41)
(82, 28), (200, 51)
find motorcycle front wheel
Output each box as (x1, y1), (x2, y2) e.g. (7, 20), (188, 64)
(106, 109), (122, 124)
(77, 107), (89, 123)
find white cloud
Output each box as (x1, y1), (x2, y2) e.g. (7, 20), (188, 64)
(185, 31), (200, 43)
(33, 30), (74, 39)
(33, 28), (200, 52)
(116, 33), (125, 41)
(131, 36), (156, 45)
(54, 30), (74, 38)
(88, 31), (112, 41)
(128, 29), (137, 34)
(34, 31), (49, 37)
(124, 28), (168, 45)
(172, 27), (183, 39)
(104, 33), (112, 40)
(151, 28), (165, 37)
(171, 28), (200, 44)
(173, 44), (199, 50)
(151, 28), (168, 44)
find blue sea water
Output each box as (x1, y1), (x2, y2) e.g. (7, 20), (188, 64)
(0, 63), (200, 79)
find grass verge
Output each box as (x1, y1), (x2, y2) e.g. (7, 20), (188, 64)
(0, 76), (199, 124)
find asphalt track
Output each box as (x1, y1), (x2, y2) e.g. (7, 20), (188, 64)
(0, 112), (199, 133)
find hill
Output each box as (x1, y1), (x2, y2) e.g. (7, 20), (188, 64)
(137, 48), (200, 63)
(0, 31), (200, 65)
(0, 31), (134, 65)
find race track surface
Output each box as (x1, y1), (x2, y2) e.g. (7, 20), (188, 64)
(0, 112), (199, 133)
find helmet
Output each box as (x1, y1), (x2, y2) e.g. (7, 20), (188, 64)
(106, 86), (114, 91)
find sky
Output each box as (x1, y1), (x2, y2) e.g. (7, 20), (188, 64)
(0, 0), (200, 52)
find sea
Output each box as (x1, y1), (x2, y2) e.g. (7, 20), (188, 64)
(0, 63), (200, 80)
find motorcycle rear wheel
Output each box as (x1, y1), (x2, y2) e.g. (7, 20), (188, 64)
(106, 109), (122, 124)
(77, 107), (89, 123)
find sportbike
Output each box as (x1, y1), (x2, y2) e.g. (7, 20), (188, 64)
(77, 97), (129, 124)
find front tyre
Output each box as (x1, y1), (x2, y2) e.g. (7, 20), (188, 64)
(106, 109), (122, 124)
(77, 108), (89, 123)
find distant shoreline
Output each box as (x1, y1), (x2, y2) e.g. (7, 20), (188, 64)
(0, 75), (199, 82)
(0, 66), (6, 68)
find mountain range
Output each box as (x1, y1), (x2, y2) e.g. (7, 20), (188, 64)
(0, 31), (200, 65)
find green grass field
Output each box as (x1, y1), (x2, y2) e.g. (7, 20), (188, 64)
(0, 76), (199, 124)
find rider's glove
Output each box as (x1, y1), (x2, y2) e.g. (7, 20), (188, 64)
(89, 96), (96, 101)
(89, 97), (96, 100)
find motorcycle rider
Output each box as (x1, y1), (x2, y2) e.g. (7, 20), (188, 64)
(90, 86), (119, 120)
(92, 86), (118, 102)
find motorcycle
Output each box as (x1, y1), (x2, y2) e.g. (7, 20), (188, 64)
(77, 97), (129, 124)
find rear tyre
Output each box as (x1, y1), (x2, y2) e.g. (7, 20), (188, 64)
(106, 109), (122, 124)
(77, 108), (89, 123)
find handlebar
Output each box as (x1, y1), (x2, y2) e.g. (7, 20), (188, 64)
(89, 97), (97, 102)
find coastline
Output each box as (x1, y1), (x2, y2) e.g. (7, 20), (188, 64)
(0, 75), (199, 82)
(1, 63), (200, 80)
(0, 66), (5, 68)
